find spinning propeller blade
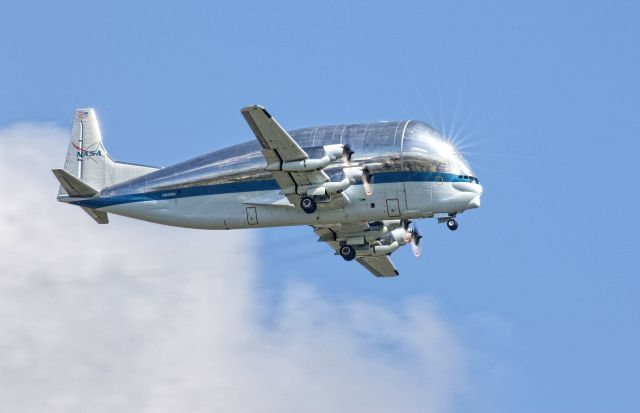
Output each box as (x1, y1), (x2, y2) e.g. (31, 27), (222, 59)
(342, 144), (354, 163)
(362, 167), (374, 196)
(401, 220), (412, 243)
(341, 146), (373, 196)
(410, 223), (423, 257)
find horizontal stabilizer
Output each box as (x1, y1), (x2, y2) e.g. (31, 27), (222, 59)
(52, 169), (98, 197)
(81, 207), (109, 224)
(52, 169), (108, 224)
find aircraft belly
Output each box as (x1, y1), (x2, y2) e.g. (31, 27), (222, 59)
(101, 182), (435, 230)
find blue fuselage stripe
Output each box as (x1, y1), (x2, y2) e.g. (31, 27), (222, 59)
(71, 171), (469, 209)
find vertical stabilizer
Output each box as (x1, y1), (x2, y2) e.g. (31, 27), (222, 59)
(59, 108), (160, 198)
(63, 109), (109, 191)
(55, 108), (160, 224)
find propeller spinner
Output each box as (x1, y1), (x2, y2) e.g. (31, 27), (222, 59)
(362, 166), (374, 196)
(342, 144), (354, 162)
(342, 145), (374, 197)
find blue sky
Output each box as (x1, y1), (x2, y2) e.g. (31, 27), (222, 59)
(1, 1), (639, 412)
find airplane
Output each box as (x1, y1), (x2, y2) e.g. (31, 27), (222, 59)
(52, 106), (482, 277)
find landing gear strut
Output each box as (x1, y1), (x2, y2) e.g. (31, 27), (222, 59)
(446, 218), (458, 231)
(300, 196), (317, 214)
(339, 244), (357, 261)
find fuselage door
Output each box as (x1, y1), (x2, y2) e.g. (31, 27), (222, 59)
(246, 207), (258, 225)
(386, 199), (401, 217)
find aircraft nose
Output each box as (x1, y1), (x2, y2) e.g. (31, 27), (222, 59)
(453, 182), (483, 195)
(452, 182), (483, 210)
(468, 194), (481, 209)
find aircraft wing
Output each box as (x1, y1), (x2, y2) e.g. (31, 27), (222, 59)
(241, 105), (307, 162)
(356, 256), (399, 277)
(241, 105), (329, 199)
(313, 224), (400, 277)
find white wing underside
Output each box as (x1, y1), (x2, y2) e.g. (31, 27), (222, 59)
(356, 256), (399, 277)
(313, 224), (399, 277)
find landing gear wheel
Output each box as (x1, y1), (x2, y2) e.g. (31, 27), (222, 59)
(339, 244), (357, 261)
(300, 197), (317, 214)
(447, 218), (458, 231)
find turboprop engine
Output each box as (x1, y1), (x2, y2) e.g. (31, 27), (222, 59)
(364, 220), (422, 257)
(266, 144), (349, 172)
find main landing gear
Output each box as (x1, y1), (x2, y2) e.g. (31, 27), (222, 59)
(300, 196), (317, 214)
(339, 244), (357, 261)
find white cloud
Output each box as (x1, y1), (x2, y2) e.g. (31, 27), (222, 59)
(0, 124), (466, 413)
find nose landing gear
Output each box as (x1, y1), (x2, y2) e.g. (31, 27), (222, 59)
(438, 214), (460, 231)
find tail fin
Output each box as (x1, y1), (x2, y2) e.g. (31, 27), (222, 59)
(62, 109), (108, 191)
(55, 108), (160, 224)
(59, 108), (160, 197)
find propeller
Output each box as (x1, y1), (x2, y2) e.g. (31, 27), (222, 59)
(342, 144), (354, 163)
(401, 219), (412, 243)
(340, 145), (374, 196)
(362, 166), (374, 196)
(410, 223), (423, 257)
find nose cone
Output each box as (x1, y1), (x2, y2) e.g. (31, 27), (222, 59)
(469, 184), (482, 209)
(452, 182), (483, 210)
(468, 194), (481, 209)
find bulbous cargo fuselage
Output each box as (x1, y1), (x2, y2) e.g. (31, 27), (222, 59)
(79, 120), (482, 229)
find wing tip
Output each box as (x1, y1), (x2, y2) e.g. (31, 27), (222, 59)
(240, 104), (264, 113)
(239, 105), (271, 119)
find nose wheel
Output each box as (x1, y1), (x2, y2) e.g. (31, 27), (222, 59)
(300, 196), (317, 214)
(446, 218), (458, 231)
(339, 244), (357, 261)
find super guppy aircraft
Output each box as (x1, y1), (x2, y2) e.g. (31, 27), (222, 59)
(53, 106), (482, 277)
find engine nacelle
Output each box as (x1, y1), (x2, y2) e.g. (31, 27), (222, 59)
(390, 227), (410, 245)
(266, 157), (331, 172)
(266, 144), (346, 172)
(344, 167), (364, 183)
(307, 176), (351, 196)
(371, 241), (401, 256)
(323, 144), (346, 161)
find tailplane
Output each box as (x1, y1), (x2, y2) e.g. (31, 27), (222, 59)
(52, 168), (98, 198)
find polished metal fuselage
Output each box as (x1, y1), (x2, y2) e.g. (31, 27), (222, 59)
(75, 120), (482, 229)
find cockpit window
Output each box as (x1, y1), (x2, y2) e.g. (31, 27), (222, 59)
(456, 175), (480, 183)
(402, 121), (474, 177)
